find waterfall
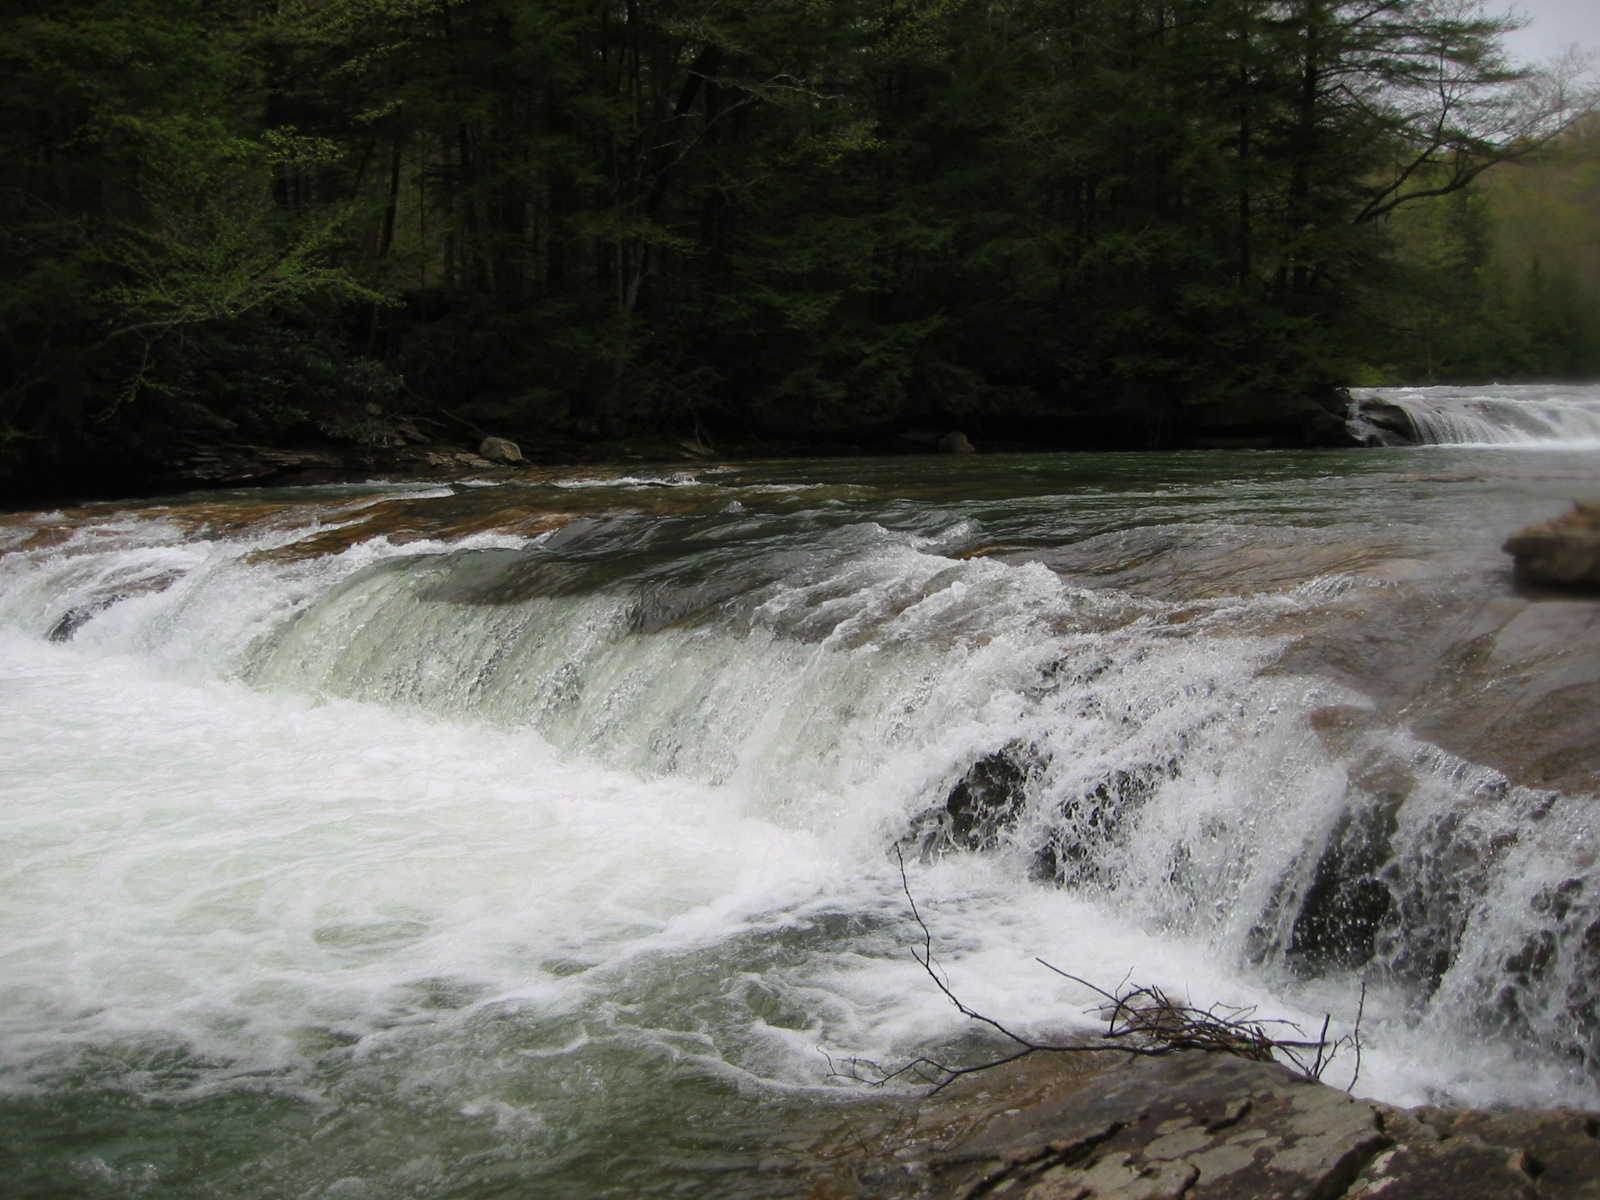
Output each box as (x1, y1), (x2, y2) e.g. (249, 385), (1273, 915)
(3, 454), (1598, 1196)
(1355, 384), (1600, 446)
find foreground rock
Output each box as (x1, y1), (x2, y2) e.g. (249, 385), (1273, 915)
(1505, 501), (1600, 591)
(825, 1051), (1600, 1198)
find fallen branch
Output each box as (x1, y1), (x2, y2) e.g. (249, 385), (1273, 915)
(827, 844), (1364, 1094)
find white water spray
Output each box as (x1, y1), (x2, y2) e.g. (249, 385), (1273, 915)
(1357, 384), (1600, 446)
(3, 450), (1599, 1196)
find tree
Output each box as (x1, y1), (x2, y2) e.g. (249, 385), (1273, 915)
(3, 0), (1596, 498)
(1253, 0), (1588, 301)
(0, 1), (400, 492)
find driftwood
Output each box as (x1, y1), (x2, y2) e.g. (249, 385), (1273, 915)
(827, 844), (1364, 1094)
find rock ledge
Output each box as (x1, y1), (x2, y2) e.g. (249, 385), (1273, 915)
(833, 1051), (1600, 1198)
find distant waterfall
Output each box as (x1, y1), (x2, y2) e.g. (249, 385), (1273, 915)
(1354, 385), (1600, 446)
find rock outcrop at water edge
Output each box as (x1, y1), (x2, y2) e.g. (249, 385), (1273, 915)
(938, 432), (976, 454)
(1505, 501), (1600, 591)
(478, 435), (525, 463)
(829, 1051), (1600, 1198)
(1347, 396), (1420, 446)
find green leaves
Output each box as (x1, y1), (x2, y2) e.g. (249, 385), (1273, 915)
(3, 0), (1596, 498)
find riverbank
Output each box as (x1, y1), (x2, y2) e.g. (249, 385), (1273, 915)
(803, 1049), (1600, 1198)
(2, 379), (1363, 507)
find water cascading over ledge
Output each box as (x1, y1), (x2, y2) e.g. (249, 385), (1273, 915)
(22, 495), (1596, 1082)
(1352, 384), (1600, 446)
(3, 440), (1600, 1197)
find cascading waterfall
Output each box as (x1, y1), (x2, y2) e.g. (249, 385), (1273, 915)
(1353, 383), (1600, 446)
(3, 434), (1599, 1196)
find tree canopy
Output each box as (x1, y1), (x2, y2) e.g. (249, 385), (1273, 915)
(1, 0), (1594, 496)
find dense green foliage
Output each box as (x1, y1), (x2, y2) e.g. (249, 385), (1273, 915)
(0, 0), (1592, 494)
(1370, 113), (1600, 383)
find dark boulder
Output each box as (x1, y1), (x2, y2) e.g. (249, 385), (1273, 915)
(937, 431), (976, 454)
(1350, 396), (1422, 446)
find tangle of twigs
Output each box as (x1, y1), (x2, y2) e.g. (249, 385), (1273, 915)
(824, 843), (1365, 1095)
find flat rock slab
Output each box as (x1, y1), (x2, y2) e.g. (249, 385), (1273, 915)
(837, 1051), (1600, 1199)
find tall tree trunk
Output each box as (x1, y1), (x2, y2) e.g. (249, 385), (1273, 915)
(377, 137), (403, 259)
(1287, 0), (1324, 296)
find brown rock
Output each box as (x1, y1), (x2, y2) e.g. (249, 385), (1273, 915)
(1504, 500), (1600, 590)
(478, 436), (525, 464)
(822, 1052), (1600, 1199)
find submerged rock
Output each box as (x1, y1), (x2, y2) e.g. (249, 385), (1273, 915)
(1505, 501), (1600, 591)
(1284, 787), (1401, 974)
(911, 744), (1062, 880)
(943, 746), (1034, 850)
(821, 1051), (1600, 1198)
(912, 746), (1184, 886)
(46, 570), (182, 642)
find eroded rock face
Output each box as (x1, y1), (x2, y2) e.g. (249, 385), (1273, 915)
(1350, 397), (1421, 446)
(1505, 501), (1600, 591)
(828, 1051), (1600, 1199)
(176, 444), (344, 486)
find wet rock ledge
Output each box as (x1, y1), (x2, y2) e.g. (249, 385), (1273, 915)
(819, 1051), (1600, 1198)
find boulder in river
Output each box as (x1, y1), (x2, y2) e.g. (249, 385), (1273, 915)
(477, 436), (524, 464)
(938, 431), (976, 454)
(1504, 500), (1600, 590)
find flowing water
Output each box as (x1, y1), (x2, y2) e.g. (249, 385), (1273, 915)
(1352, 382), (1600, 446)
(3, 385), (1600, 1196)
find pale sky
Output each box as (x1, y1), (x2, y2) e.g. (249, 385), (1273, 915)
(1500, 0), (1597, 65)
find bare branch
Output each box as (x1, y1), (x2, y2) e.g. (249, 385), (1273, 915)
(835, 844), (1369, 1097)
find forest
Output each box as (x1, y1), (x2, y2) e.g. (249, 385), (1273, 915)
(2, 0), (1597, 498)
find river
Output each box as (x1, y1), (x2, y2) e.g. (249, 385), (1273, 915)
(2, 384), (1599, 1196)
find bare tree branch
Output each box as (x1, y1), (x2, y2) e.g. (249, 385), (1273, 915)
(828, 843), (1368, 1096)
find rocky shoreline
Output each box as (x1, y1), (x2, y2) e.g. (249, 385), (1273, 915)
(807, 1050), (1600, 1198)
